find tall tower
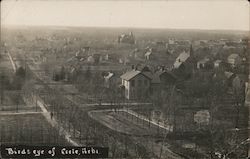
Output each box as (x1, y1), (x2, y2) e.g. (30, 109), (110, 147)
(189, 44), (194, 57)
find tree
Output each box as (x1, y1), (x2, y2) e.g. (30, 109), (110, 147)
(60, 66), (66, 80)
(12, 91), (21, 112)
(10, 66), (27, 90)
(85, 66), (91, 81)
(16, 66), (26, 79)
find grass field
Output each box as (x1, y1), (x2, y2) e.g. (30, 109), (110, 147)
(0, 113), (69, 145)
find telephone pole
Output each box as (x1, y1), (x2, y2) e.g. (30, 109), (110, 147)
(0, 71), (5, 105)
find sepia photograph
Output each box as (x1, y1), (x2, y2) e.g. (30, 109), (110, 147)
(0, 0), (249, 158)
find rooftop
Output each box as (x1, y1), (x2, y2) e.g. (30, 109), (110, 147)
(120, 70), (141, 81)
(173, 51), (190, 68)
(228, 53), (239, 59)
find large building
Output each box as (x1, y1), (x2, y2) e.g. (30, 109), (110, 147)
(120, 70), (151, 100)
(118, 32), (135, 44)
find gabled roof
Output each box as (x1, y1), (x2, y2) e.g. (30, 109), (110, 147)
(120, 70), (151, 81)
(224, 71), (234, 79)
(214, 59), (222, 63)
(197, 57), (210, 64)
(142, 72), (153, 79)
(104, 72), (114, 79)
(152, 70), (177, 84)
(228, 53), (239, 60)
(120, 70), (141, 80)
(145, 51), (152, 56)
(174, 51), (190, 68)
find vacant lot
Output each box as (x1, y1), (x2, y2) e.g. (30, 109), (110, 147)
(0, 114), (68, 145)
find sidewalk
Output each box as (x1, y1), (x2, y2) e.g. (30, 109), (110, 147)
(37, 100), (80, 146)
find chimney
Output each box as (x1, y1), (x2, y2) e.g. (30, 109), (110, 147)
(132, 65), (135, 70)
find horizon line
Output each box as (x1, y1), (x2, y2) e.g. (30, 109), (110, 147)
(2, 24), (249, 33)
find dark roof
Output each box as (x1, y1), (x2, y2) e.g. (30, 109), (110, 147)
(151, 74), (161, 84)
(120, 70), (151, 81)
(152, 70), (177, 84)
(224, 71), (234, 79)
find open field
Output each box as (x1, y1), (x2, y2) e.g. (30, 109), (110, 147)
(0, 113), (69, 145)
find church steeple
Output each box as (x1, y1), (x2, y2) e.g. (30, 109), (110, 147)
(189, 44), (193, 57)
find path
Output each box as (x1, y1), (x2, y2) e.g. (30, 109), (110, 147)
(0, 112), (44, 115)
(36, 100), (80, 146)
(6, 51), (16, 72)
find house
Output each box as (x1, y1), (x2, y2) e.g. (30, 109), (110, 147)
(158, 71), (177, 85)
(87, 54), (101, 64)
(145, 50), (153, 60)
(129, 48), (139, 59)
(120, 70), (151, 99)
(197, 57), (212, 69)
(224, 71), (236, 87)
(214, 60), (222, 68)
(168, 38), (176, 45)
(227, 53), (241, 67)
(150, 69), (177, 96)
(81, 46), (90, 53)
(120, 57), (131, 65)
(173, 51), (190, 69)
(104, 72), (115, 88)
(232, 75), (244, 95)
(172, 45), (196, 79)
(87, 55), (95, 63)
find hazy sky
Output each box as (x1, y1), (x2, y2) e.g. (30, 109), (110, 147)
(1, 0), (249, 31)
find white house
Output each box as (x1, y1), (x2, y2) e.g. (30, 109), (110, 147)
(104, 72), (115, 88)
(173, 51), (190, 69)
(214, 60), (222, 68)
(120, 70), (151, 99)
(227, 53), (241, 67)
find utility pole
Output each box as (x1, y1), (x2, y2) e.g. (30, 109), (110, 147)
(0, 72), (4, 104)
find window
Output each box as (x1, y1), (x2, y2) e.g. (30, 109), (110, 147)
(138, 80), (142, 87)
(131, 80), (135, 87)
(144, 80), (147, 86)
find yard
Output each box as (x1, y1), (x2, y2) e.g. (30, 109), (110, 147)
(0, 113), (69, 146)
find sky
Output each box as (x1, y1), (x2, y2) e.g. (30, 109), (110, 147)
(1, 0), (249, 31)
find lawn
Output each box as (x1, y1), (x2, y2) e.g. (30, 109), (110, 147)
(0, 113), (69, 146)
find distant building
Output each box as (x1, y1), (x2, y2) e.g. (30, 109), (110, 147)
(172, 45), (195, 79)
(168, 38), (176, 45)
(87, 55), (95, 63)
(104, 72), (115, 88)
(227, 53), (241, 67)
(173, 51), (190, 69)
(129, 48), (139, 59)
(104, 53), (119, 62)
(197, 57), (212, 69)
(118, 32), (135, 44)
(120, 70), (151, 99)
(224, 71), (236, 87)
(87, 54), (101, 64)
(150, 69), (177, 96)
(145, 50), (153, 60)
(81, 47), (90, 55)
(214, 60), (222, 68)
